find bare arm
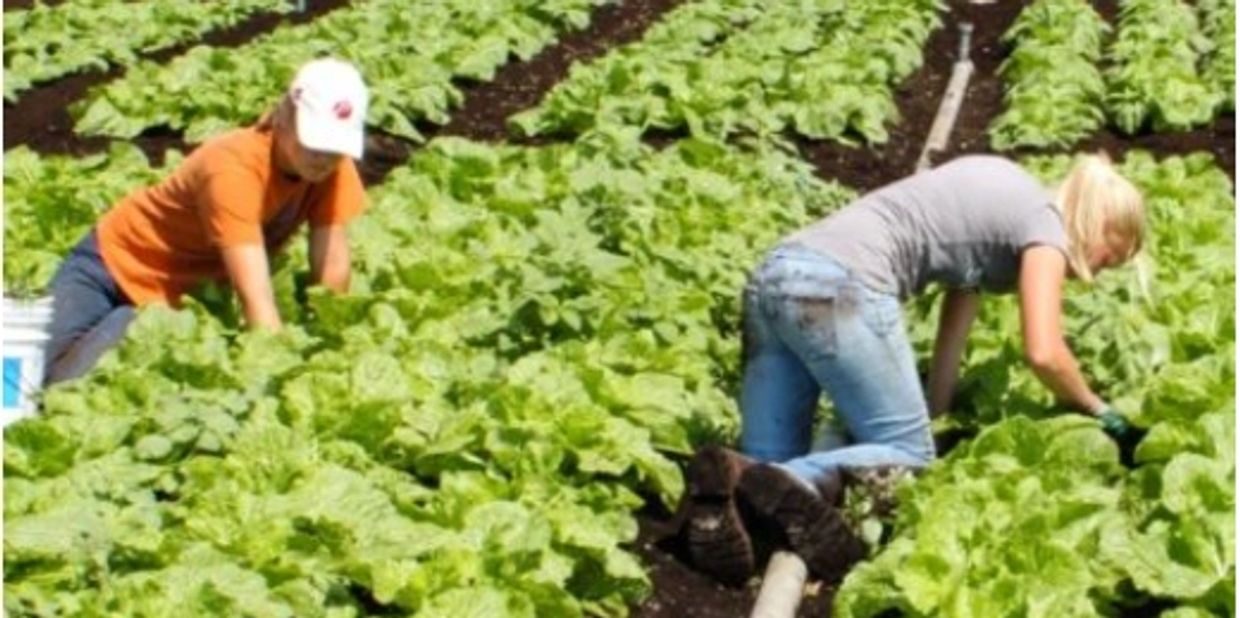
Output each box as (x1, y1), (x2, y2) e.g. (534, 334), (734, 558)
(1018, 246), (1106, 414)
(220, 244), (282, 330)
(927, 288), (980, 415)
(309, 224), (351, 294)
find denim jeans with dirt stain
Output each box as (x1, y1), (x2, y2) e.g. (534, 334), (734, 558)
(43, 229), (136, 386)
(739, 243), (935, 487)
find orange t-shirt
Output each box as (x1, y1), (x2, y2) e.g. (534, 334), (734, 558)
(97, 126), (366, 306)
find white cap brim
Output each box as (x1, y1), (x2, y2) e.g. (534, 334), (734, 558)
(295, 110), (364, 160)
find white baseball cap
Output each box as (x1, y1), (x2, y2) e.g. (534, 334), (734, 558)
(288, 58), (368, 159)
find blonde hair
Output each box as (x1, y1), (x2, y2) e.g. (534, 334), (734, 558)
(1054, 153), (1145, 283)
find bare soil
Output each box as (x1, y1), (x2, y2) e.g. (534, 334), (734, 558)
(356, 0), (688, 185)
(933, 0), (1235, 179)
(796, 0), (1234, 192)
(632, 490), (837, 618)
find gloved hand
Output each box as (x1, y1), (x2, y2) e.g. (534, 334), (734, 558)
(1097, 405), (1135, 441)
(1096, 405), (1145, 466)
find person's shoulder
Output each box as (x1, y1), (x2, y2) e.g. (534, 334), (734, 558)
(191, 127), (271, 174)
(942, 154), (1025, 175)
(946, 155), (1047, 193)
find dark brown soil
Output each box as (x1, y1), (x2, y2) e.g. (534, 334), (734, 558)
(934, 0), (1236, 180)
(1, 0), (1234, 615)
(3, 0), (353, 160)
(353, 0), (687, 185)
(5, 0), (42, 11)
(440, 0), (685, 141)
(796, 0), (1235, 192)
(923, 0), (1027, 169)
(792, 0), (1023, 193)
(632, 500), (837, 618)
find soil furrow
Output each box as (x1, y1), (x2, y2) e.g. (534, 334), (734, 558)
(358, 0), (688, 185)
(3, 0), (352, 157)
(934, 0), (1235, 180)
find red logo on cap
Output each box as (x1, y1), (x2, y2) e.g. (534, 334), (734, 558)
(333, 100), (353, 120)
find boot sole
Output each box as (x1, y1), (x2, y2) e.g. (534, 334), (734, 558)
(738, 464), (866, 583)
(686, 447), (755, 587)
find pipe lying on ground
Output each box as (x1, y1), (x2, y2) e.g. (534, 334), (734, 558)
(749, 550), (809, 618)
(915, 22), (975, 172)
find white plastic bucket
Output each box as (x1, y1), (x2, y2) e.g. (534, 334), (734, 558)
(3, 297), (54, 426)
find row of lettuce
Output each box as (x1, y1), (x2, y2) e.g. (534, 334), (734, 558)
(510, 0), (946, 145)
(69, 0), (609, 143)
(4, 131), (854, 616)
(4, 0), (1234, 615)
(990, 0), (1235, 150)
(3, 0), (292, 101)
(5, 133), (1234, 617)
(55, 0), (946, 149)
(11, 0), (1234, 153)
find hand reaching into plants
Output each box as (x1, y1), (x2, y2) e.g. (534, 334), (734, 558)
(1095, 404), (1146, 465)
(1096, 404), (1134, 441)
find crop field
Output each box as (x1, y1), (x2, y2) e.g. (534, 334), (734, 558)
(2, 0), (1234, 616)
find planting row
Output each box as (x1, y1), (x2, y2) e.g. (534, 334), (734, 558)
(511, 0), (946, 145)
(992, 0), (1235, 150)
(839, 152), (1235, 616)
(44, 0), (948, 149)
(70, 0), (608, 143)
(3, 0), (291, 101)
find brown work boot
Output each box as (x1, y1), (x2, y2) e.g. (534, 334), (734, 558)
(737, 463), (867, 583)
(685, 446), (756, 587)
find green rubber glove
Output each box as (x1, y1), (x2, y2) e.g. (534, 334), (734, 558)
(1097, 406), (1134, 441)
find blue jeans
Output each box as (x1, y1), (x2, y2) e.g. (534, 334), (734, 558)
(43, 230), (136, 385)
(739, 243), (935, 485)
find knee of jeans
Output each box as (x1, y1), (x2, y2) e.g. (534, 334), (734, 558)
(739, 446), (798, 464)
(96, 307), (137, 340)
(896, 440), (936, 468)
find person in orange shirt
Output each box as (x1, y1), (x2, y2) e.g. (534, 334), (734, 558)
(43, 58), (370, 385)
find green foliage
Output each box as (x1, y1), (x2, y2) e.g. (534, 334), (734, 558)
(1196, 0), (1236, 112)
(989, 0), (1109, 150)
(1107, 0), (1221, 133)
(3, 0), (289, 102)
(836, 152), (1235, 617)
(3, 133), (853, 616)
(510, 0), (945, 144)
(70, 0), (609, 143)
(2, 144), (181, 297)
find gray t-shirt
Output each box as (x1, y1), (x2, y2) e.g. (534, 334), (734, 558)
(786, 155), (1067, 300)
